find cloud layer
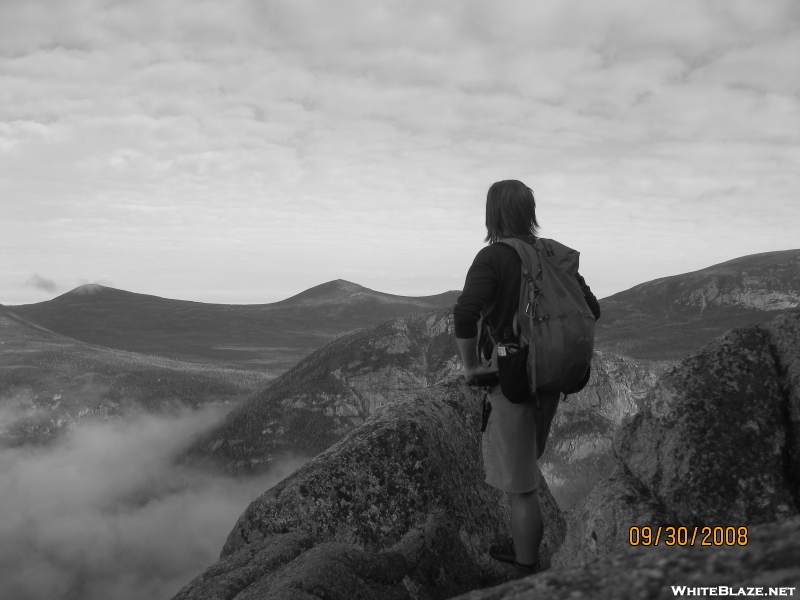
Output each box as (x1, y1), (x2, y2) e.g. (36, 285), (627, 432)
(24, 273), (58, 293)
(0, 406), (308, 600)
(1, 0), (799, 303)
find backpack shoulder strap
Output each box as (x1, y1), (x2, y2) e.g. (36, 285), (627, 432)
(496, 236), (541, 340)
(496, 237), (540, 277)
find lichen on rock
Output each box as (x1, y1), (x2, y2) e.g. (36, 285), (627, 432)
(173, 377), (566, 600)
(548, 310), (800, 575)
(552, 466), (677, 568)
(614, 323), (798, 526)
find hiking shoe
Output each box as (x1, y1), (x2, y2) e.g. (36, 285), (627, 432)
(488, 539), (516, 565)
(514, 561), (539, 579)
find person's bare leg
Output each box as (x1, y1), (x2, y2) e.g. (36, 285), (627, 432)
(506, 490), (543, 567)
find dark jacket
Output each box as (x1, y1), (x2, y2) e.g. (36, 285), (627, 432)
(453, 236), (601, 361)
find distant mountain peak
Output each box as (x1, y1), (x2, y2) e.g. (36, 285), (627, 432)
(321, 279), (369, 295)
(332, 279), (364, 291)
(278, 280), (376, 306)
(68, 283), (108, 295)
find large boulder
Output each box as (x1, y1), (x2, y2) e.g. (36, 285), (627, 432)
(551, 466), (677, 569)
(172, 532), (411, 600)
(171, 378), (566, 600)
(553, 311), (800, 569)
(452, 516), (800, 600)
(764, 311), (800, 503)
(614, 319), (799, 527)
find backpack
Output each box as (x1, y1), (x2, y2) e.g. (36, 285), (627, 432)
(490, 237), (596, 403)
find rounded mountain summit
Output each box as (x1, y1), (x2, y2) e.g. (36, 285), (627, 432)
(8, 280), (461, 369)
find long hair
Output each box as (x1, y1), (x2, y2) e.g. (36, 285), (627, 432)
(484, 180), (539, 244)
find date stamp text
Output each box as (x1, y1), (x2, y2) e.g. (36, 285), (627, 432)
(629, 526), (749, 546)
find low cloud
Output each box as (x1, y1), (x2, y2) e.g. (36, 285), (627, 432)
(24, 274), (58, 293)
(0, 406), (309, 600)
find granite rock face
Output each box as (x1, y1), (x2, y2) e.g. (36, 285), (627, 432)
(452, 516), (800, 600)
(552, 310), (800, 569)
(561, 352), (672, 424)
(172, 532), (411, 600)
(171, 378), (566, 600)
(764, 311), (800, 496)
(614, 322), (797, 526)
(551, 467), (677, 569)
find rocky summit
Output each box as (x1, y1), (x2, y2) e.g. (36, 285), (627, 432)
(446, 309), (800, 599)
(171, 378), (566, 600)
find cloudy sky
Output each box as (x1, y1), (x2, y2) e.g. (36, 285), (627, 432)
(2, 0), (798, 305)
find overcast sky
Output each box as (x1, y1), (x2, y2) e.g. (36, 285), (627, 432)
(2, 0), (798, 305)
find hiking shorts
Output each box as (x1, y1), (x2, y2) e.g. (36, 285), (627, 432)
(482, 385), (560, 494)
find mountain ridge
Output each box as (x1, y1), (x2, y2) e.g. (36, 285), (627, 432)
(9, 248), (800, 367)
(0, 304), (272, 446)
(9, 280), (462, 369)
(603, 248), (800, 310)
(275, 279), (461, 307)
(595, 248), (800, 359)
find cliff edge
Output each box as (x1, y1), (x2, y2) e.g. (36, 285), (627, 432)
(171, 379), (566, 600)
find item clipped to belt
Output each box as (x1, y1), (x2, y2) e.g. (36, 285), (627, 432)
(481, 391), (492, 433)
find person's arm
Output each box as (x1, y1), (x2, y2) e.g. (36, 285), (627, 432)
(454, 247), (501, 382)
(574, 272), (601, 321)
(457, 337), (481, 372)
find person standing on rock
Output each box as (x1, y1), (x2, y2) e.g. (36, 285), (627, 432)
(453, 180), (601, 579)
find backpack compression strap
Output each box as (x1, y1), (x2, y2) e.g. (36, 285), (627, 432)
(522, 246), (540, 393)
(500, 237), (543, 394)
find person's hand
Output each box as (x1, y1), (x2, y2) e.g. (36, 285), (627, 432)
(464, 362), (499, 386)
(457, 338), (498, 386)
(464, 362), (497, 380)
